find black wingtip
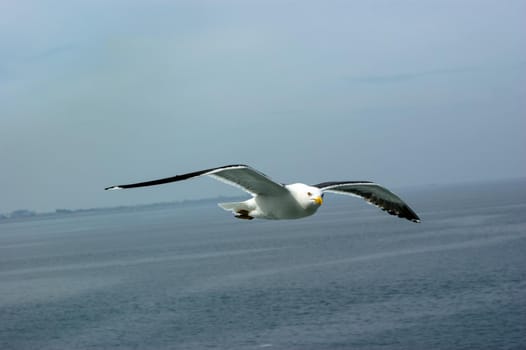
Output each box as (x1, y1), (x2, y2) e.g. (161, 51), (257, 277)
(401, 205), (421, 223)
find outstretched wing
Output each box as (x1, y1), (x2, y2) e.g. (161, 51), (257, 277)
(105, 164), (288, 196)
(314, 181), (420, 223)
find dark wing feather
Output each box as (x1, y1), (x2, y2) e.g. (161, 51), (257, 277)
(105, 164), (287, 196)
(314, 181), (420, 223)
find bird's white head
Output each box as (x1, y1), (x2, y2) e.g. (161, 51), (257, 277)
(286, 183), (324, 209)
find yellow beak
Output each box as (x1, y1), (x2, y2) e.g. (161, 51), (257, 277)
(313, 196), (323, 205)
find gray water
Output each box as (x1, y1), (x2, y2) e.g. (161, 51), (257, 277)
(1, 180), (525, 349)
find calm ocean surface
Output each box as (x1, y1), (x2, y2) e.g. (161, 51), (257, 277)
(1, 180), (525, 349)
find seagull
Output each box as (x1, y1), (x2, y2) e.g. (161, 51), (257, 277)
(105, 164), (420, 222)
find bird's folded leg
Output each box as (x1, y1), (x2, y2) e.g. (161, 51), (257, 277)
(235, 209), (254, 220)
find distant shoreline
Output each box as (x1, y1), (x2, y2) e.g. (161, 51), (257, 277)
(0, 195), (245, 222)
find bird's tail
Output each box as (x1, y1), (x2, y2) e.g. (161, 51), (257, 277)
(218, 201), (251, 213)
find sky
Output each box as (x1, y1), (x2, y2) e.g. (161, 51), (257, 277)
(1, 0), (525, 213)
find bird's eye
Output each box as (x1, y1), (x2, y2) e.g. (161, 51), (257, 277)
(307, 192), (312, 196)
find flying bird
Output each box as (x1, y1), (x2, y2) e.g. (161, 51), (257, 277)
(105, 164), (420, 222)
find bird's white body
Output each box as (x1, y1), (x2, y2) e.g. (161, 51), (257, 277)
(220, 183), (323, 220)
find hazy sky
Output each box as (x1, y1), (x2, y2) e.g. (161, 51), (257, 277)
(1, 0), (525, 213)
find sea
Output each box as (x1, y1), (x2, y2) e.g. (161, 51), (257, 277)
(1, 179), (525, 350)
